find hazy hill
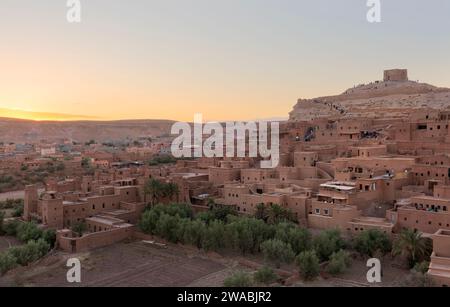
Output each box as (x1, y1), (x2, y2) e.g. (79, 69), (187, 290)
(0, 118), (175, 143)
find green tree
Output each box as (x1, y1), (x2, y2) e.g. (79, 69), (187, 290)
(42, 229), (56, 248)
(313, 229), (345, 261)
(353, 229), (392, 257)
(260, 239), (295, 268)
(16, 222), (43, 242)
(225, 217), (273, 255)
(223, 271), (253, 287)
(155, 213), (182, 243)
(393, 229), (432, 268)
(162, 182), (179, 202)
(265, 204), (296, 225)
(144, 179), (165, 206)
(9, 239), (50, 266)
(274, 223), (311, 254)
(210, 205), (237, 222)
(139, 209), (160, 234)
(254, 203), (267, 221)
(202, 220), (225, 251)
(254, 266), (278, 285)
(326, 250), (352, 276)
(71, 222), (87, 237)
(296, 250), (321, 280)
(183, 219), (206, 248)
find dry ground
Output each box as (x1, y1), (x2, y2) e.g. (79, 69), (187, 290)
(0, 239), (414, 287)
(0, 240), (230, 287)
(0, 236), (21, 253)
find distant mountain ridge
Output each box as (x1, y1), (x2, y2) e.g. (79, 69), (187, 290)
(0, 117), (176, 143)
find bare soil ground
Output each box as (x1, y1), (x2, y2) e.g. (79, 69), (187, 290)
(0, 240), (229, 287)
(0, 239), (413, 287)
(0, 236), (21, 253)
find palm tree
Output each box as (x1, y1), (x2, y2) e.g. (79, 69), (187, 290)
(393, 228), (432, 268)
(254, 203), (267, 221)
(144, 179), (165, 207)
(265, 204), (296, 225)
(163, 182), (179, 202)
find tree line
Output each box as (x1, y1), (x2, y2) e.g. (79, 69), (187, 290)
(139, 203), (434, 284)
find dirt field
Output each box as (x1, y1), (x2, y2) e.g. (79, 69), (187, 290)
(0, 240), (231, 287)
(0, 239), (414, 287)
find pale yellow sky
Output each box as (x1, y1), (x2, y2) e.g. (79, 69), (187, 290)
(1, 1), (449, 122)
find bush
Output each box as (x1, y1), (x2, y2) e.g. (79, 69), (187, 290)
(274, 223), (311, 255)
(353, 229), (391, 257)
(3, 220), (19, 236)
(42, 229), (57, 248)
(254, 266), (278, 285)
(12, 204), (24, 218)
(326, 250), (352, 276)
(9, 239), (50, 266)
(182, 219), (206, 248)
(296, 250), (320, 280)
(413, 261), (430, 274)
(16, 222), (43, 242)
(71, 222), (87, 237)
(155, 213), (182, 243)
(260, 239), (295, 268)
(224, 217), (273, 255)
(139, 209), (160, 234)
(202, 220), (225, 251)
(313, 229), (345, 261)
(223, 271), (253, 287)
(0, 252), (17, 275)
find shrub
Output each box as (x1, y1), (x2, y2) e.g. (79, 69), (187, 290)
(296, 250), (320, 280)
(326, 250), (352, 276)
(0, 252), (17, 275)
(3, 220), (19, 236)
(313, 229), (345, 261)
(155, 213), (182, 243)
(9, 239), (50, 266)
(254, 266), (278, 285)
(42, 229), (57, 248)
(353, 229), (391, 257)
(12, 204), (24, 218)
(139, 209), (160, 234)
(183, 219), (206, 248)
(223, 271), (253, 287)
(274, 224), (311, 255)
(260, 239), (295, 268)
(71, 222), (87, 237)
(16, 222), (43, 242)
(413, 261), (430, 274)
(202, 220), (225, 251)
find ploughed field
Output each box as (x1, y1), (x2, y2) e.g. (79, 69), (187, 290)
(0, 240), (227, 287)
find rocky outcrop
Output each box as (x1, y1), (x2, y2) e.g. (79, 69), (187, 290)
(290, 70), (450, 121)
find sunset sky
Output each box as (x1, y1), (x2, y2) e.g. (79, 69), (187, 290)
(1, 0), (450, 122)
